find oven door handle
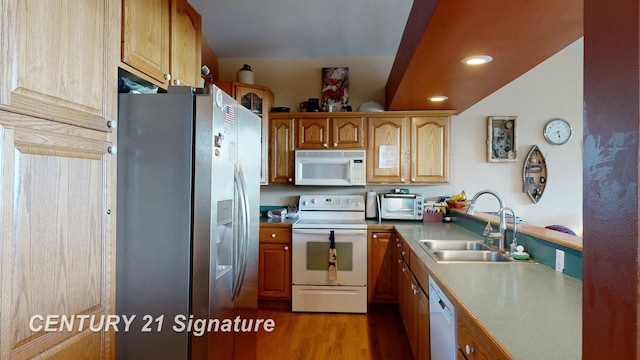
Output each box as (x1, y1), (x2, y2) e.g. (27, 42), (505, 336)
(292, 229), (367, 236)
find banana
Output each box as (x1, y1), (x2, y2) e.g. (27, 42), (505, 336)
(449, 190), (467, 201)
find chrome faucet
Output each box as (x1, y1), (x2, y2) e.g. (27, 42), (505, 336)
(467, 189), (506, 250)
(498, 206), (517, 254)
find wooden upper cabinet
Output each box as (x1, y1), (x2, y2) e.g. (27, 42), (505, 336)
(170, 0), (202, 87)
(297, 117), (330, 149)
(366, 116), (408, 183)
(297, 116), (365, 149)
(367, 112), (453, 184)
(122, 0), (171, 86)
(410, 116), (450, 183)
(122, 0), (202, 89)
(0, 1), (118, 358)
(332, 117), (365, 149)
(216, 82), (274, 184)
(269, 117), (296, 184)
(268, 111), (451, 185)
(0, 0), (119, 131)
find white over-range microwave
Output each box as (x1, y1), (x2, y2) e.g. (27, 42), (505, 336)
(294, 150), (366, 186)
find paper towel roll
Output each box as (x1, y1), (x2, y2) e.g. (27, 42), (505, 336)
(366, 191), (377, 218)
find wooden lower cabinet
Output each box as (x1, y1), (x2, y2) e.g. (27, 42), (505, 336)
(258, 224), (292, 299)
(399, 264), (418, 358)
(0, 114), (115, 359)
(368, 230), (399, 302)
(398, 254), (430, 360)
(391, 233), (512, 360)
(417, 287), (431, 360)
(457, 308), (512, 360)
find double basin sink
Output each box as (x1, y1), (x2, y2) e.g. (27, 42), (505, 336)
(420, 239), (514, 263)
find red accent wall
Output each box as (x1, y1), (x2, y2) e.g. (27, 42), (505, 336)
(583, 1), (640, 358)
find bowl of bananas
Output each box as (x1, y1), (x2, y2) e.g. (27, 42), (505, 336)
(446, 190), (471, 209)
(446, 200), (471, 209)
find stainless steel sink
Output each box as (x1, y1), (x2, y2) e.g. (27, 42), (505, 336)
(430, 250), (513, 262)
(420, 240), (489, 251)
(419, 239), (516, 263)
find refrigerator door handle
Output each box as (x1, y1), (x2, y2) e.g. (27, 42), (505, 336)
(232, 164), (250, 300)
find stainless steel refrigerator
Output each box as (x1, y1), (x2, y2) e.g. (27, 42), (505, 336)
(116, 85), (260, 360)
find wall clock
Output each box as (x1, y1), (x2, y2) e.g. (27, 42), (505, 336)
(543, 118), (572, 145)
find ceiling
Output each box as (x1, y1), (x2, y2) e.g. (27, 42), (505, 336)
(189, 0), (413, 58)
(189, 0), (583, 114)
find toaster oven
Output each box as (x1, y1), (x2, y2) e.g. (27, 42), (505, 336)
(379, 193), (424, 220)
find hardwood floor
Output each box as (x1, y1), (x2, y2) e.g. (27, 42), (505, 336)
(256, 304), (413, 360)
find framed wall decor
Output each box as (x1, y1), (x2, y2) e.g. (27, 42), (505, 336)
(321, 67), (349, 111)
(487, 116), (518, 162)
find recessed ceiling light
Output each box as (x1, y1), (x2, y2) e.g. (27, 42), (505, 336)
(428, 96), (448, 102)
(461, 55), (493, 65)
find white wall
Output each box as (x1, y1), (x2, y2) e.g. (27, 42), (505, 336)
(452, 39), (583, 234)
(220, 39), (583, 234)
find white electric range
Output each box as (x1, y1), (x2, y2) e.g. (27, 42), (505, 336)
(291, 195), (367, 313)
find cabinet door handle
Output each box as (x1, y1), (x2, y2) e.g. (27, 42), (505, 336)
(402, 267), (407, 273)
(164, 73), (172, 81)
(411, 177), (416, 182)
(396, 242), (402, 248)
(271, 233), (276, 238)
(401, 250), (407, 256)
(284, 246), (289, 251)
(288, 178), (293, 182)
(398, 259), (402, 264)
(333, 142), (338, 147)
(373, 234), (378, 239)
(323, 143), (328, 148)
(400, 178), (405, 183)
(108, 146), (117, 154)
(466, 345), (475, 355)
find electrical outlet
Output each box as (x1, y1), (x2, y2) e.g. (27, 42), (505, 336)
(555, 249), (565, 272)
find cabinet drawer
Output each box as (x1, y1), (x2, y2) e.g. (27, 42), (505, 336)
(260, 225), (292, 244)
(457, 308), (512, 360)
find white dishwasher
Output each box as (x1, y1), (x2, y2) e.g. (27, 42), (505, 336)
(429, 275), (457, 360)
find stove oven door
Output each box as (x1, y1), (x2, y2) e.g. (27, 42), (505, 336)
(291, 228), (367, 286)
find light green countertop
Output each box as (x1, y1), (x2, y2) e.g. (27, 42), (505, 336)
(391, 221), (582, 360)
